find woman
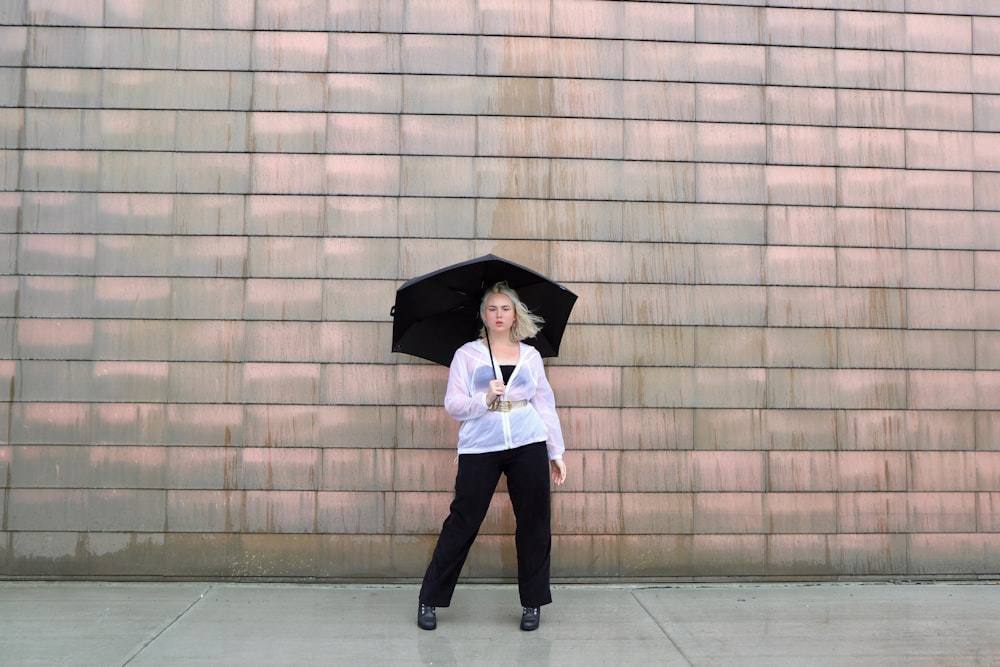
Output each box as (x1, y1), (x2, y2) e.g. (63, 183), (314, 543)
(417, 282), (567, 632)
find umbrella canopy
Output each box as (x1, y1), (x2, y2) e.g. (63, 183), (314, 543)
(391, 254), (578, 367)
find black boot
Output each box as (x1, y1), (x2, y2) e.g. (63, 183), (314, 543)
(520, 607), (540, 631)
(417, 603), (437, 630)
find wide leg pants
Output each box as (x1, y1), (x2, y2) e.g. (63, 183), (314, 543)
(419, 441), (552, 608)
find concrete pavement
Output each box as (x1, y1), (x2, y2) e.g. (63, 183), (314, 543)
(1, 581), (998, 666)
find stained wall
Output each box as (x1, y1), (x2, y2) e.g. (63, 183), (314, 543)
(2, 0), (1000, 580)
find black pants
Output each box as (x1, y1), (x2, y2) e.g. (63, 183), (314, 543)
(419, 441), (553, 608)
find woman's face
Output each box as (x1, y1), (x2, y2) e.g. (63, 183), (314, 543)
(483, 292), (516, 338)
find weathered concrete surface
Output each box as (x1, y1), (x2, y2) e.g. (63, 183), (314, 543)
(1, 581), (998, 666)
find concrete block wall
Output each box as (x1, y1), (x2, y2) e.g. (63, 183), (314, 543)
(2, 0), (999, 581)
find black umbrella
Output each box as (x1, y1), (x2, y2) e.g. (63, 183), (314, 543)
(390, 254), (578, 367)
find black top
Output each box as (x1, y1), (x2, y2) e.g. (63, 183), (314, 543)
(499, 365), (515, 383)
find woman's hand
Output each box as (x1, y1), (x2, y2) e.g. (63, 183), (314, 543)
(550, 458), (566, 486)
(488, 379), (506, 400)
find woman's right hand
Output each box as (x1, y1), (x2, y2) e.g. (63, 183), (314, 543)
(488, 379), (506, 399)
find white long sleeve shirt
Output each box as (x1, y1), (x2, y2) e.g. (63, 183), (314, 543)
(444, 339), (565, 461)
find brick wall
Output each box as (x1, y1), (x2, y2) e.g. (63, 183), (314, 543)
(2, 0), (999, 580)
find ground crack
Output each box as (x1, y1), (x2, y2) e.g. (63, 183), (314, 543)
(120, 584), (215, 666)
(632, 589), (695, 667)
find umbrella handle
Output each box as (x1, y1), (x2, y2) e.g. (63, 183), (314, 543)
(484, 329), (499, 381)
(484, 331), (503, 411)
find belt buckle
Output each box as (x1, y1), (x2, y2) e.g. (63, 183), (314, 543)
(492, 400), (512, 412)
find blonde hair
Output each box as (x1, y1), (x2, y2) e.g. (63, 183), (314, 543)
(479, 282), (544, 341)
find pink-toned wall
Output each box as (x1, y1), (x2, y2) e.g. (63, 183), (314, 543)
(2, 0), (999, 581)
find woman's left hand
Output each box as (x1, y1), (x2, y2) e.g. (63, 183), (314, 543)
(550, 458), (566, 486)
